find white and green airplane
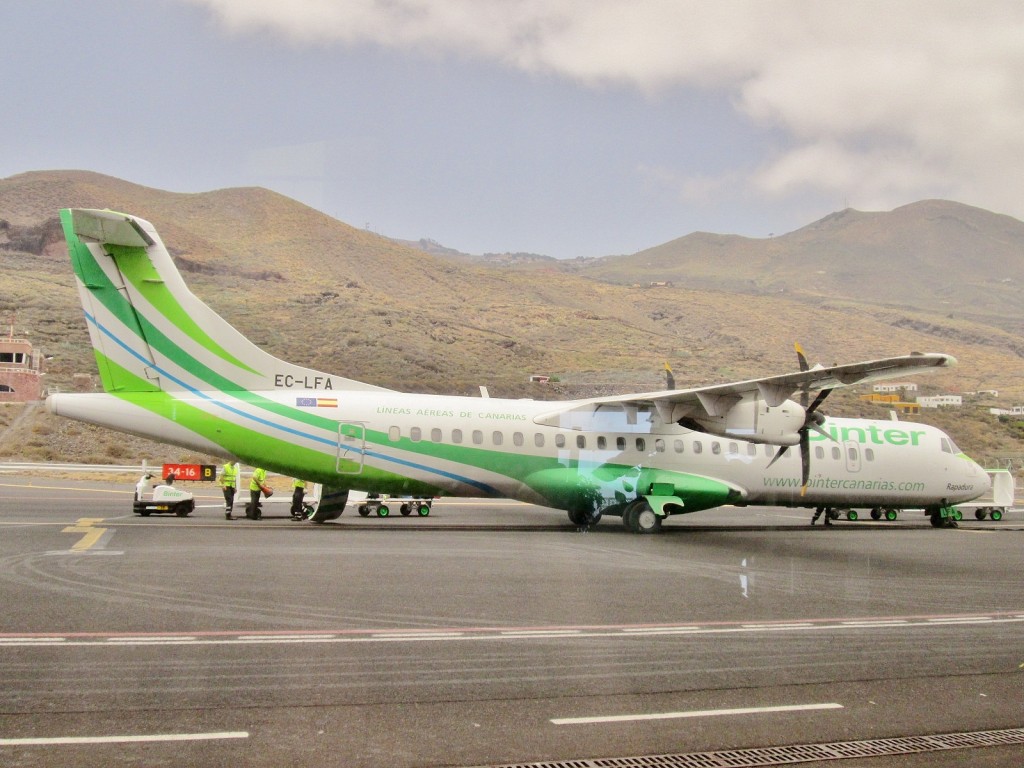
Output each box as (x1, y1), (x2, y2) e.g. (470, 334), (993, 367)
(47, 208), (990, 530)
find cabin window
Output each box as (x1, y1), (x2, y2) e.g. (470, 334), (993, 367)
(765, 445), (774, 458)
(635, 437), (646, 452)
(815, 446), (824, 460)
(597, 436), (607, 450)
(711, 442), (721, 455)
(452, 429), (463, 444)
(576, 434), (586, 449)
(617, 436), (627, 451)
(865, 448), (875, 461)
(693, 441), (702, 454)
(410, 427), (422, 442)
(389, 426), (400, 442)
(674, 439), (685, 453)
(832, 446), (841, 460)
(431, 428), (442, 443)
(513, 432), (524, 447)
(555, 434), (566, 449)
(728, 442), (738, 455)
(654, 438), (665, 453)
(847, 446), (858, 461)
(492, 431), (503, 446)
(534, 433), (545, 448)
(747, 443), (757, 456)
(472, 430), (483, 445)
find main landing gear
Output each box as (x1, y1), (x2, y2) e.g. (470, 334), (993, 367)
(622, 500), (662, 534)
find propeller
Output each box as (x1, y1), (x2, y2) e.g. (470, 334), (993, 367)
(767, 343), (835, 494)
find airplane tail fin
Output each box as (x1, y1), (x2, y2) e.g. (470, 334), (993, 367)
(60, 208), (386, 395)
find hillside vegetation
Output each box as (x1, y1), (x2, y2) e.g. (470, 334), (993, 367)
(1, 170), (1023, 466)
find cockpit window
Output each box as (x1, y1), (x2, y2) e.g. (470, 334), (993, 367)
(941, 437), (961, 455)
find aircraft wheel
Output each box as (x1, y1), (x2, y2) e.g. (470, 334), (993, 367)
(870, 508), (882, 520)
(624, 501), (661, 534)
(377, 504), (390, 517)
(417, 504), (431, 516)
(991, 508), (1003, 521)
(846, 510), (858, 521)
(885, 509), (899, 521)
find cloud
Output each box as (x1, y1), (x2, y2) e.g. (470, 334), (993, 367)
(186, 0), (1024, 216)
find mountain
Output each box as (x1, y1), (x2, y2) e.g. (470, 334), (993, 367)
(1, 170), (1023, 400)
(568, 200), (1024, 337)
(2, 170), (1024, 464)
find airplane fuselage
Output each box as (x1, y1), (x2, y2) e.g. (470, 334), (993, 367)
(48, 387), (990, 517)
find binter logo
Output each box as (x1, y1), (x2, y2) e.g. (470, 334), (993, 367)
(809, 424), (926, 447)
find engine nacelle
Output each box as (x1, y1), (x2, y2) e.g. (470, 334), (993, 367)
(680, 392), (805, 445)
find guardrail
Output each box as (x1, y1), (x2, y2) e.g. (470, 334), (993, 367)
(0, 462), (147, 473)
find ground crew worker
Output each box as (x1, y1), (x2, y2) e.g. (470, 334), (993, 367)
(248, 467), (268, 520)
(220, 461), (239, 520)
(811, 506), (832, 526)
(290, 478), (307, 520)
(135, 472), (154, 501)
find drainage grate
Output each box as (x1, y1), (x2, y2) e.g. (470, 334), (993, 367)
(473, 727), (1024, 768)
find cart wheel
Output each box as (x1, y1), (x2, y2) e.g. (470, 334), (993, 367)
(358, 505), (370, 517)
(975, 508), (987, 520)
(870, 508), (882, 520)
(846, 510), (858, 521)
(377, 504), (390, 517)
(884, 509), (898, 521)
(418, 504), (431, 516)
(140, 509), (151, 517)
(952, 509), (963, 521)
(400, 504), (411, 516)
(991, 508), (1003, 521)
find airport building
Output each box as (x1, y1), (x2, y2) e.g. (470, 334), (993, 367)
(0, 336), (45, 402)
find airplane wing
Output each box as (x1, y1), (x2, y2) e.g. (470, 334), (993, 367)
(534, 353), (956, 436)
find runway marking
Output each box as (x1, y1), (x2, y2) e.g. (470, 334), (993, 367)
(61, 518), (111, 552)
(551, 702), (843, 725)
(0, 612), (1020, 648)
(0, 731), (248, 746)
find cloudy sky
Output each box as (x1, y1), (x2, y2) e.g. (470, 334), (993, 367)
(3, 1), (1022, 258)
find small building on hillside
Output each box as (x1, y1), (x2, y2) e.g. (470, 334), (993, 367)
(918, 394), (963, 409)
(0, 336), (45, 402)
(873, 382), (918, 393)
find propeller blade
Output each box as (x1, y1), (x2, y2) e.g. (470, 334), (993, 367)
(766, 445), (789, 469)
(794, 342), (809, 407)
(800, 428), (811, 496)
(794, 342), (809, 372)
(806, 387), (832, 415)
